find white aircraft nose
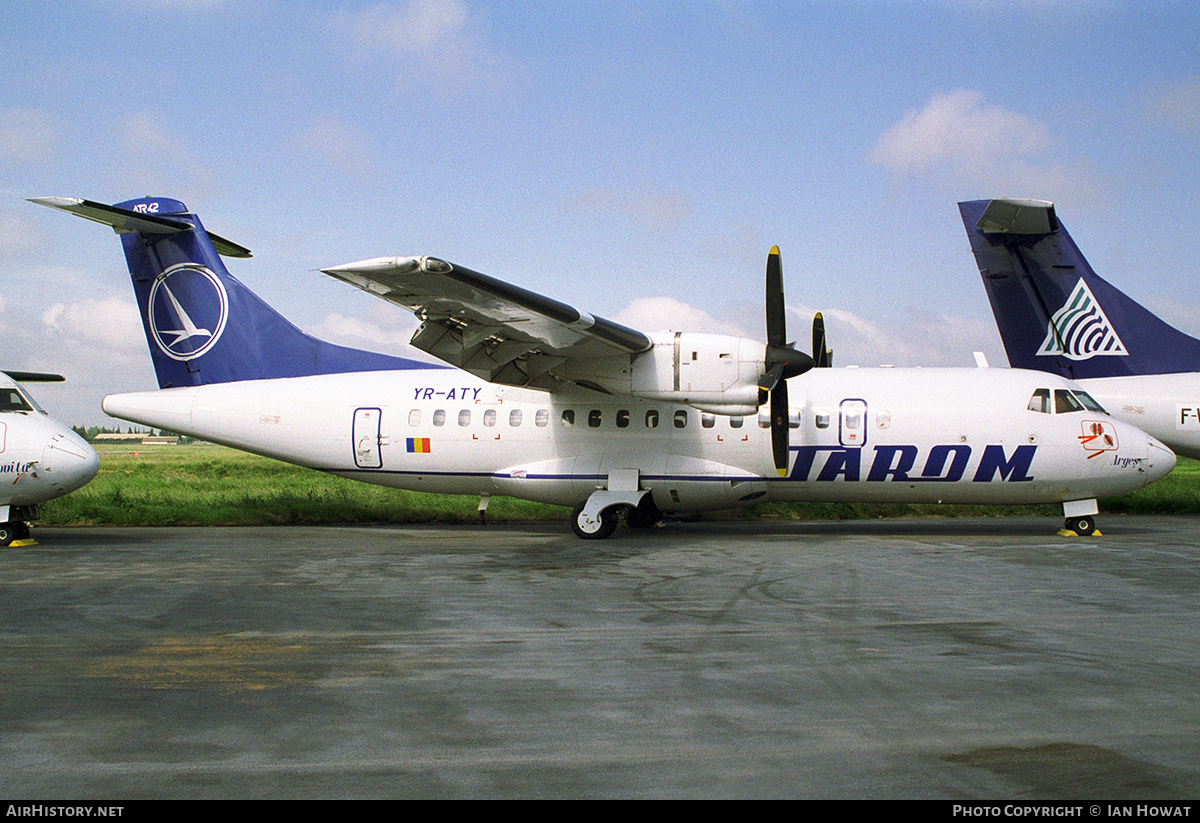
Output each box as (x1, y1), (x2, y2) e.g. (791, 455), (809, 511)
(1145, 438), (1177, 485)
(43, 430), (100, 495)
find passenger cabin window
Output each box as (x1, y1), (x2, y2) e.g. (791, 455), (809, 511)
(408, 409), (421, 426)
(646, 410), (659, 428)
(458, 409), (472, 427)
(589, 409), (602, 428)
(483, 409), (496, 427)
(535, 409), (549, 427)
(433, 409), (446, 427)
(701, 413), (715, 429)
(616, 410), (630, 428)
(815, 413), (830, 429)
(789, 410), (801, 429)
(509, 409), (522, 427)
(561, 410), (575, 427)
(730, 416), (743, 429)
(758, 411), (770, 429)
(674, 410), (688, 429)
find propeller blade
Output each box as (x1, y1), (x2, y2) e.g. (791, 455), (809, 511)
(813, 312), (832, 368)
(771, 378), (790, 476)
(765, 245), (786, 347)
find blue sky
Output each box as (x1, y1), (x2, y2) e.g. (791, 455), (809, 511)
(3, 0), (1199, 425)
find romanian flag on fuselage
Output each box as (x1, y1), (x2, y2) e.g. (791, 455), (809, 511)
(406, 437), (431, 453)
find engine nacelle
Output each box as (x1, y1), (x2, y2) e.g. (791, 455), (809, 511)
(556, 332), (767, 415)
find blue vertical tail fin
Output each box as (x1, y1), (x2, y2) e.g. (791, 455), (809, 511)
(31, 196), (427, 388)
(959, 198), (1200, 379)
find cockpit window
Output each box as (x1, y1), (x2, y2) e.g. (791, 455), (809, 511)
(1054, 389), (1084, 414)
(1028, 388), (1051, 414)
(1030, 387), (1108, 415)
(1073, 390), (1108, 414)
(0, 389), (33, 413)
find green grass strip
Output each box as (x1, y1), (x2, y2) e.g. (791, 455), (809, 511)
(38, 444), (1200, 527)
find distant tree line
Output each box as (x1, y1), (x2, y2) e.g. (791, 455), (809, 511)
(72, 425), (194, 444)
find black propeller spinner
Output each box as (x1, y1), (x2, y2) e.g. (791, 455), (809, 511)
(758, 246), (815, 476)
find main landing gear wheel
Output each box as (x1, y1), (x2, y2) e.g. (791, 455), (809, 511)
(1064, 516), (1097, 536)
(625, 496), (663, 529)
(571, 501), (619, 540)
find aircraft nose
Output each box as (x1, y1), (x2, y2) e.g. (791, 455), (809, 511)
(1145, 437), (1177, 485)
(43, 431), (100, 495)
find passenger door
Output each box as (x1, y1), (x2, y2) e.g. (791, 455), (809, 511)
(353, 407), (383, 469)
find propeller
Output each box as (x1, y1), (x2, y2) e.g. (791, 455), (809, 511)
(758, 246), (815, 476)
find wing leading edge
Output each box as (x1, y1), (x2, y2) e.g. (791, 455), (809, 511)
(322, 256), (651, 391)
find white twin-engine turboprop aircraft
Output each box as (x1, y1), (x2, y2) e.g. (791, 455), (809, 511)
(32, 196), (1174, 538)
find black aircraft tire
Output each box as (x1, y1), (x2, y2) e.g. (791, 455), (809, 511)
(1066, 516), (1095, 536)
(626, 496), (662, 529)
(571, 502), (618, 540)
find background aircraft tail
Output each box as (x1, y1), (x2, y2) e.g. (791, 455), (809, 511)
(959, 198), (1200, 379)
(33, 196), (428, 388)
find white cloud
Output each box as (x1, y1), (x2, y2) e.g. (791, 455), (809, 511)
(611, 296), (1000, 368)
(305, 311), (443, 363)
(0, 108), (56, 164)
(42, 296), (144, 351)
(613, 297), (746, 337)
(870, 89), (1051, 174)
(331, 0), (514, 96)
(789, 303), (1001, 368)
(868, 89), (1105, 201)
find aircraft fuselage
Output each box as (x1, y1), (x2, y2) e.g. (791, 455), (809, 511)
(102, 365), (1172, 513)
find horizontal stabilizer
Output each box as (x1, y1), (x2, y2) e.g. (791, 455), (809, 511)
(29, 197), (252, 258)
(1, 371), (64, 383)
(974, 198), (1058, 235)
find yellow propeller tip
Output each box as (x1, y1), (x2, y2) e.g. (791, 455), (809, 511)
(769, 245), (780, 255)
(776, 467), (787, 477)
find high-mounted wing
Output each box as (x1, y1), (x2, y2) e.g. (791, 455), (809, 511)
(322, 256), (651, 390)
